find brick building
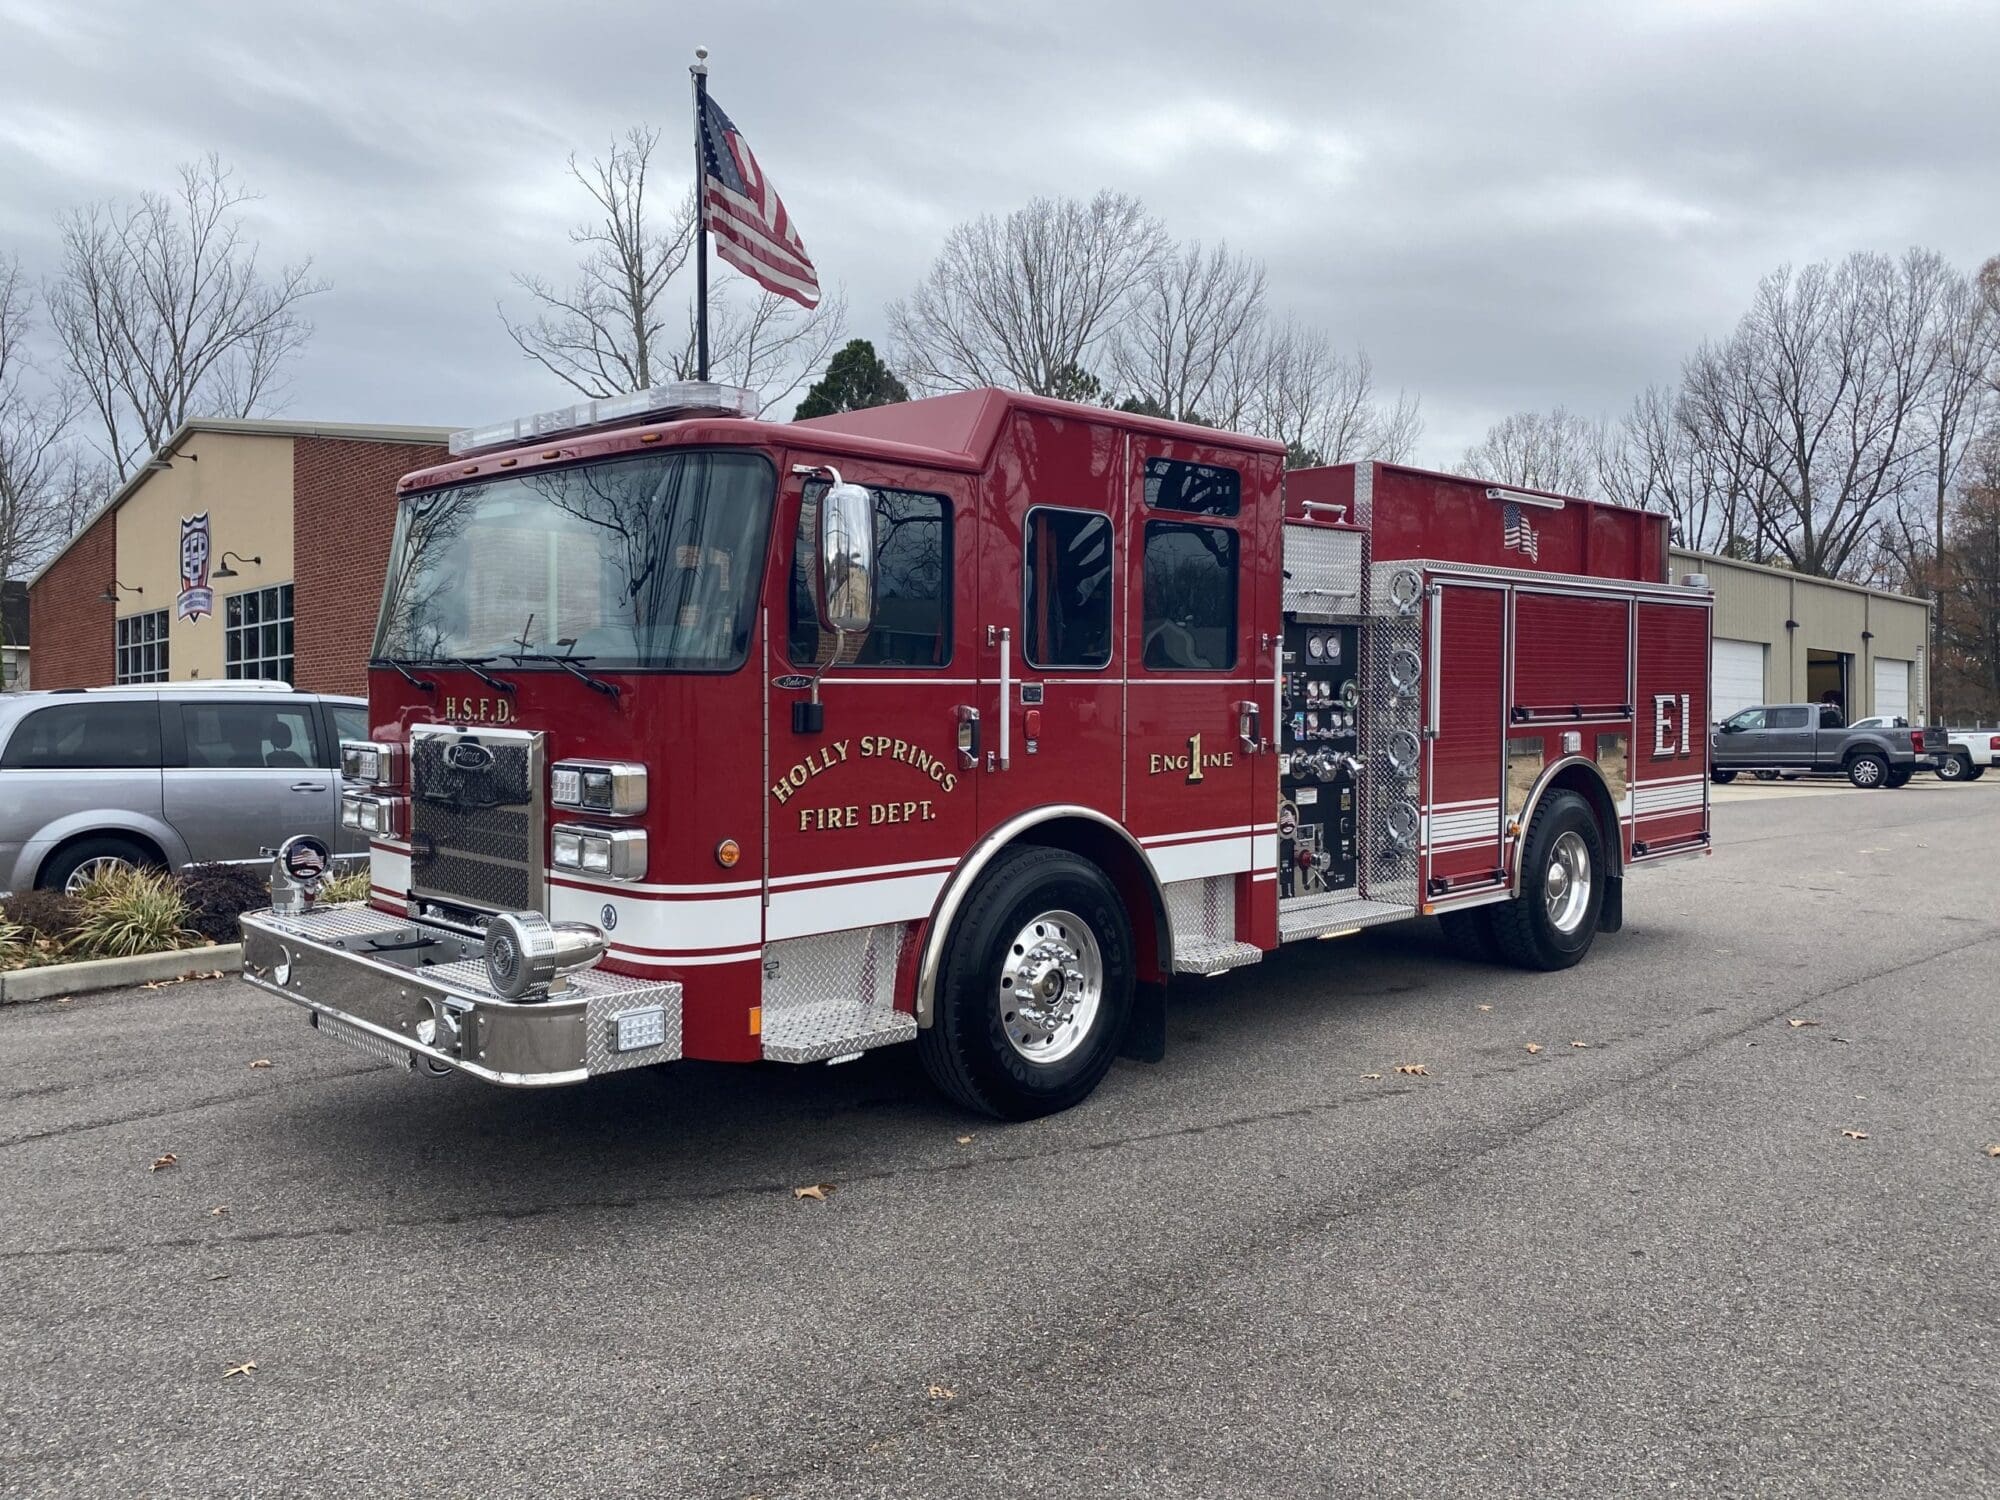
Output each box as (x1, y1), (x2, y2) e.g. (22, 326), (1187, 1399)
(27, 419), (450, 693)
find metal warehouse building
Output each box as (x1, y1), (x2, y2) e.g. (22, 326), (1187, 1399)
(1672, 547), (1935, 724)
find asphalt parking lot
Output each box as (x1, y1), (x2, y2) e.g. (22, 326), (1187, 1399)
(3, 781), (1997, 1499)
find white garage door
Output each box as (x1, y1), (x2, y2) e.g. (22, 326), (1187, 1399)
(1873, 657), (1912, 722)
(1712, 638), (1767, 722)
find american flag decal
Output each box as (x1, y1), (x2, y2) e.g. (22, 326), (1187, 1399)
(698, 93), (821, 309)
(1502, 501), (1540, 561)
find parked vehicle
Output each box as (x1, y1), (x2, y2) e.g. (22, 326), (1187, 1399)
(0, 683), (366, 893)
(1709, 703), (1936, 789)
(239, 380), (1714, 1118)
(1849, 715), (1974, 781)
(1940, 728), (1997, 781)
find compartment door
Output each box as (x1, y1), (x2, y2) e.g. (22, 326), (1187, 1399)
(1425, 582), (1507, 895)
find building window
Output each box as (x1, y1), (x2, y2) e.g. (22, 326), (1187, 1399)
(789, 483), (952, 667)
(1142, 521), (1238, 670)
(1143, 457), (1240, 517)
(115, 610), (170, 684)
(1023, 508), (1114, 670)
(226, 584), (294, 682)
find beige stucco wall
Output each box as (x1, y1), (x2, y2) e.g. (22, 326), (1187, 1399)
(1672, 548), (1933, 718)
(114, 432), (296, 680)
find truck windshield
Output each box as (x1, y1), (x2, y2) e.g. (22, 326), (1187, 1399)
(374, 449), (774, 672)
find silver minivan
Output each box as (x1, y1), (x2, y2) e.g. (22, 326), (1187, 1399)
(0, 682), (366, 893)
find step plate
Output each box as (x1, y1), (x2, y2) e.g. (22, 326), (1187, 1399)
(762, 999), (917, 1064)
(1278, 895), (1415, 944)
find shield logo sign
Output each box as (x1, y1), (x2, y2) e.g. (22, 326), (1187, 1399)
(178, 513), (213, 621)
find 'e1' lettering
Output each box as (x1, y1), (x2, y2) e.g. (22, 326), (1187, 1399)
(1652, 693), (1691, 759)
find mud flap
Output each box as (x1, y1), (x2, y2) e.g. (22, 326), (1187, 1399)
(1599, 875), (1624, 934)
(1119, 979), (1167, 1063)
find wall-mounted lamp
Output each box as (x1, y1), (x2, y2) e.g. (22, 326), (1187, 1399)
(98, 581), (143, 603)
(1860, 630), (1874, 641)
(143, 458), (173, 473)
(212, 551), (262, 580)
(1783, 619), (1799, 630)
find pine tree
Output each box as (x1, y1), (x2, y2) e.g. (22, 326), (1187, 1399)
(794, 340), (910, 420)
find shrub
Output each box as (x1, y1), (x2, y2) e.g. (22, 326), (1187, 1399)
(0, 912), (27, 970)
(70, 867), (197, 959)
(320, 865), (372, 904)
(2, 889), (83, 945)
(176, 864), (272, 946)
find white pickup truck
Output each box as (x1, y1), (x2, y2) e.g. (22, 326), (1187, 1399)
(1851, 718), (1994, 781)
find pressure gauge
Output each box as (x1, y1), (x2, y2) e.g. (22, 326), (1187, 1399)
(1306, 634), (1326, 660)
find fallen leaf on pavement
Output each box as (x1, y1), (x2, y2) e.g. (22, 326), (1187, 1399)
(927, 1384), (956, 1401)
(1524, 1043), (1543, 1055)
(1985, 1144), (2000, 1158)
(1841, 1130), (1869, 1141)
(1360, 1073), (1383, 1081)
(150, 1153), (178, 1171)
(210, 1206), (228, 1217)
(248, 1059), (272, 1069)
(1394, 1063), (1428, 1076)
(222, 1361), (256, 1379)
(1787, 1018), (1822, 1029)
(954, 1135), (973, 1145)
(792, 1183), (835, 1201)
(1476, 1004), (1493, 1013)
(1569, 1041), (1590, 1049)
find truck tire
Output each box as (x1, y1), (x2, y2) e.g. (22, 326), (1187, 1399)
(1886, 767), (1911, 788)
(1968, 766), (1986, 782)
(1490, 790), (1605, 971)
(1710, 768), (1737, 784)
(1936, 752), (1969, 782)
(1846, 753), (1889, 789)
(39, 835), (160, 894)
(918, 846), (1135, 1120)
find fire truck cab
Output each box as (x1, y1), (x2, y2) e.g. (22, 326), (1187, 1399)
(240, 383), (1712, 1118)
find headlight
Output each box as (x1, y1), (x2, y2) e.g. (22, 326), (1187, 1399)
(550, 760), (646, 815)
(551, 823), (647, 880)
(341, 740), (396, 784)
(341, 792), (398, 836)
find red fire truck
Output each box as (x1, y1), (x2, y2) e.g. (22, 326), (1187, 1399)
(240, 383), (1712, 1118)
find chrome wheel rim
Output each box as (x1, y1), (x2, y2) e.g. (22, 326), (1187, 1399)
(998, 909), (1103, 1065)
(65, 855), (134, 894)
(1853, 760), (1880, 786)
(1543, 831), (1592, 935)
(1940, 757), (1963, 780)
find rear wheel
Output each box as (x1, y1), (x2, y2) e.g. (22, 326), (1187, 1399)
(1490, 790), (1606, 971)
(1886, 767), (1912, 788)
(1846, 753), (1888, 789)
(1438, 905), (1502, 962)
(1968, 766), (1987, 782)
(1710, 768), (1737, 784)
(40, 835), (159, 894)
(1936, 753), (1969, 782)
(918, 847), (1135, 1120)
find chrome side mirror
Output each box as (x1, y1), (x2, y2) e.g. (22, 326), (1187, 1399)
(817, 478), (877, 638)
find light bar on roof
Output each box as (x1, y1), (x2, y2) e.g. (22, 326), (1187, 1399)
(1485, 486), (1567, 511)
(447, 382), (759, 456)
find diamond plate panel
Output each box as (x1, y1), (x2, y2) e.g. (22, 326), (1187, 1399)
(1281, 526), (1366, 616)
(311, 1011), (416, 1071)
(1358, 600), (1424, 909)
(761, 924), (915, 1062)
(1166, 876), (1261, 974)
(583, 983), (685, 1074)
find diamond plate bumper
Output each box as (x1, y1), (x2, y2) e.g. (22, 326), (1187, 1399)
(239, 904), (682, 1086)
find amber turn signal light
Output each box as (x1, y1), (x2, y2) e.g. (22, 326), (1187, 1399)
(715, 839), (741, 869)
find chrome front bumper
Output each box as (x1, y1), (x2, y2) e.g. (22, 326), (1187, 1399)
(239, 904), (683, 1086)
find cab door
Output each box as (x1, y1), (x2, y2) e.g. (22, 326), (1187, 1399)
(1119, 439), (1264, 913)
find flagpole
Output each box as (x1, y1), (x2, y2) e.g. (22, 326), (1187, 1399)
(691, 45), (711, 383)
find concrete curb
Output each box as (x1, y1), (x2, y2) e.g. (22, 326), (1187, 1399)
(0, 944), (243, 1004)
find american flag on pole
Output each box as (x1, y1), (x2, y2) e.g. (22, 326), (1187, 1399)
(1502, 500), (1540, 561)
(698, 93), (821, 309)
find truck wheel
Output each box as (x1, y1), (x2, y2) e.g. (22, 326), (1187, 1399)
(1710, 768), (1737, 784)
(1754, 770), (1779, 781)
(1885, 768), (1911, 788)
(1846, 753), (1888, 789)
(1936, 753), (1969, 782)
(1968, 766), (1986, 782)
(40, 835), (159, 893)
(1490, 790), (1605, 971)
(918, 846), (1134, 1120)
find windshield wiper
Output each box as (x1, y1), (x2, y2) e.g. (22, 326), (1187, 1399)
(369, 658), (437, 693)
(411, 656), (517, 693)
(505, 653), (622, 701)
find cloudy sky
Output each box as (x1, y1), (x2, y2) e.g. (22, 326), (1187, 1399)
(3, 0), (1996, 465)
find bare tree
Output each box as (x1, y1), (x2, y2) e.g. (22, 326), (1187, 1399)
(888, 192), (1167, 397)
(1111, 240), (1265, 422)
(1247, 325), (1422, 468)
(46, 155), (325, 479)
(1460, 406), (1608, 496)
(501, 126), (846, 416)
(0, 256), (90, 584)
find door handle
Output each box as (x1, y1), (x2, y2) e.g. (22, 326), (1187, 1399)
(1236, 700), (1261, 752)
(291, 781), (322, 792)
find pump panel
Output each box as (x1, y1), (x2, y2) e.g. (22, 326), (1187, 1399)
(1278, 621), (1359, 898)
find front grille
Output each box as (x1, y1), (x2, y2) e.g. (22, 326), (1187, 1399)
(409, 727), (545, 915)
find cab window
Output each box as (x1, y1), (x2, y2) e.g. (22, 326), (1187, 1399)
(1767, 707), (1811, 730)
(1144, 458), (1240, 517)
(1722, 708), (1767, 731)
(1023, 508), (1113, 670)
(1142, 521), (1237, 670)
(789, 482), (951, 668)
